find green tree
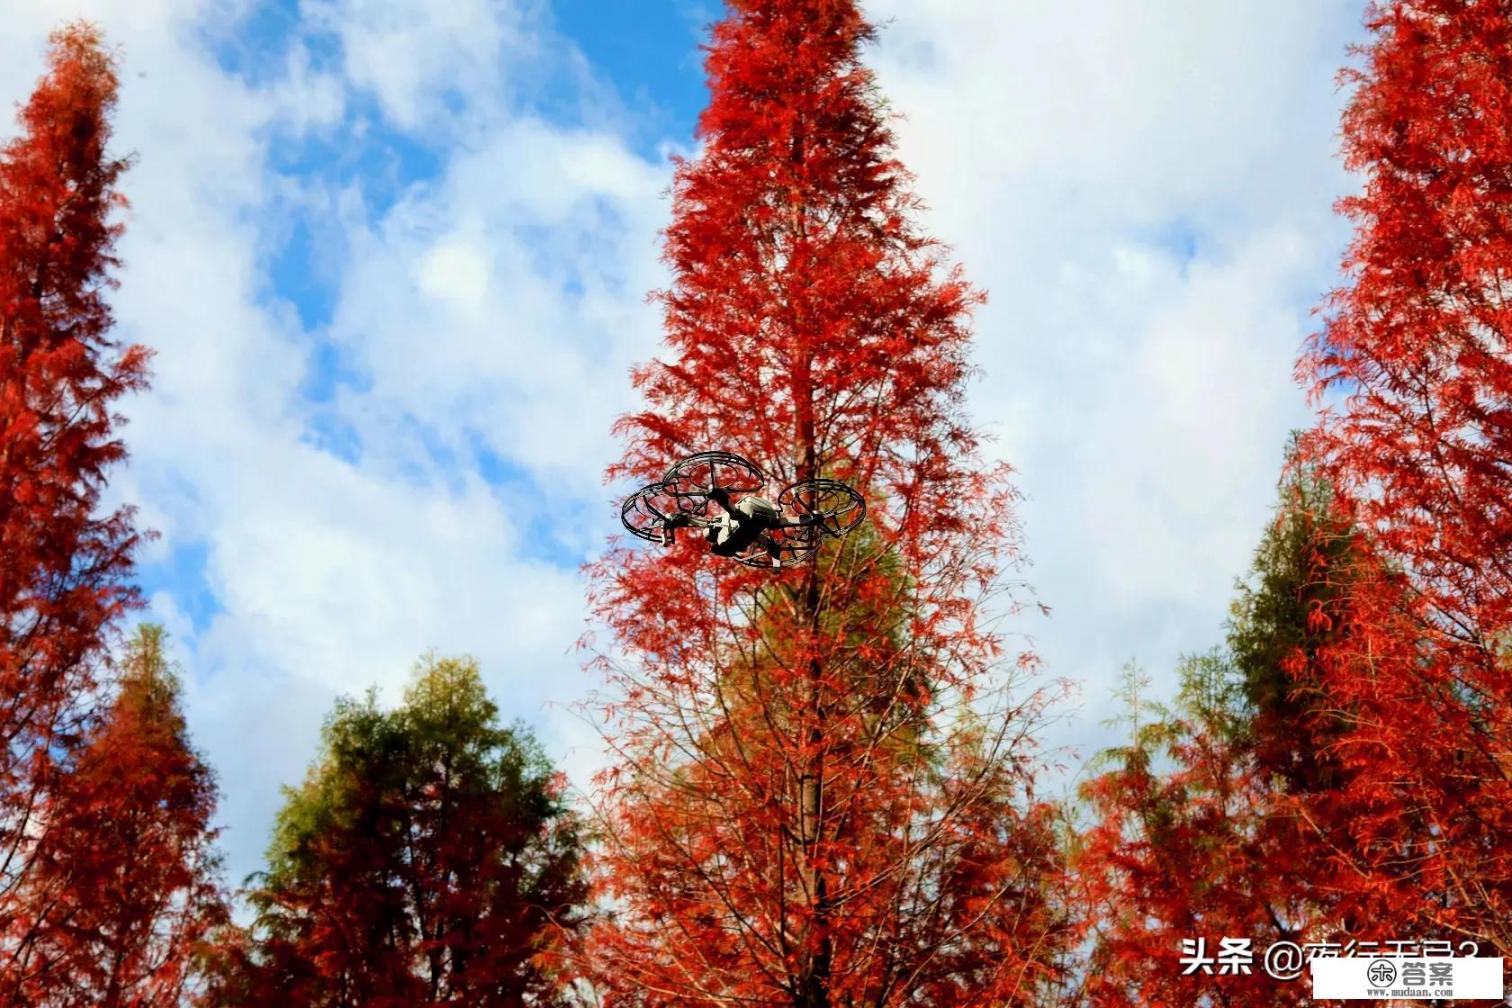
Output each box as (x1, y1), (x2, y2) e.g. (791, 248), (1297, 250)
(206, 655), (586, 1007)
(1226, 454), (1353, 796)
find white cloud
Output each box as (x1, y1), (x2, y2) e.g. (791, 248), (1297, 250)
(0, 0), (661, 888)
(327, 116), (670, 490)
(863, 0), (1363, 757)
(418, 237), (491, 306)
(302, 0), (527, 131)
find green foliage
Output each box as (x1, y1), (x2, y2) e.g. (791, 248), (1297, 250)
(118, 623), (193, 742)
(218, 654), (586, 1007)
(1229, 460), (1337, 706)
(1096, 445), (1356, 792)
(265, 655), (561, 886)
(1225, 449), (1355, 793)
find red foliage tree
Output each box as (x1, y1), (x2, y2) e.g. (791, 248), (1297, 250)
(1077, 660), (1307, 1008)
(1075, 470), (1366, 1007)
(0, 19), (157, 989)
(1298, 0), (1512, 953)
(4, 625), (227, 1007)
(582, 2), (1072, 1005)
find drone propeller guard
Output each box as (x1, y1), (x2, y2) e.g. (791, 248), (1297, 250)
(619, 452), (866, 569)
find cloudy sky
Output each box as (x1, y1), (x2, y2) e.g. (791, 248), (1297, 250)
(0, 0), (1364, 891)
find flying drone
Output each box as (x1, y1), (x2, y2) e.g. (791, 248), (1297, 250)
(620, 451), (866, 569)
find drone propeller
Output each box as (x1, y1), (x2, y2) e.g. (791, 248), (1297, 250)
(661, 451), (765, 511)
(619, 481), (682, 544)
(778, 479), (866, 539)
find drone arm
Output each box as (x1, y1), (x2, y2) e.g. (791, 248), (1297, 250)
(706, 485), (740, 516)
(776, 513), (838, 537)
(757, 533), (786, 568)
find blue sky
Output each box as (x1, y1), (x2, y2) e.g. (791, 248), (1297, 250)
(0, 0), (1365, 895)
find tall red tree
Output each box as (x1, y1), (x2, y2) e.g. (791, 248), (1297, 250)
(4, 625), (227, 1007)
(1298, 0), (1512, 953)
(582, 2), (1072, 1005)
(0, 16), (149, 974)
(0, 25), (225, 1002)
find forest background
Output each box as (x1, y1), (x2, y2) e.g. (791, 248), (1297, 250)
(0, 0), (1367, 923)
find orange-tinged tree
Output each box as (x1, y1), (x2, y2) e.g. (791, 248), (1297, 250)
(5, 625), (227, 1007)
(1298, 0), (1512, 953)
(0, 27), (225, 1003)
(1075, 468), (1366, 1008)
(1077, 657), (1305, 1008)
(582, 2), (1072, 1005)
(0, 19), (160, 989)
(1080, 0), (1512, 982)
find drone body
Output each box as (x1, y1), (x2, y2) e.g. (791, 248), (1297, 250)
(620, 452), (865, 569)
